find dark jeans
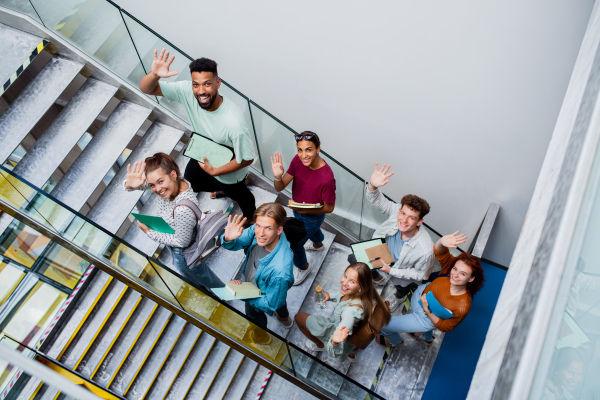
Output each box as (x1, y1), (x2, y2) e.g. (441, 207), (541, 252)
(292, 211), (326, 267)
(245, 302), (289, 328)
(184, 160), (256, 221)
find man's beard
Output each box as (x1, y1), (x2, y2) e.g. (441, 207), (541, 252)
(196, 94), (216, 110)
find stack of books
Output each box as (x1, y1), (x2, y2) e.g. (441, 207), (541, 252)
(289, 201), (323, 209)
(225, 282), (261, 297)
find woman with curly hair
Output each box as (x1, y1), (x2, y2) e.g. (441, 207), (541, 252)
(377, 231), (485, 346)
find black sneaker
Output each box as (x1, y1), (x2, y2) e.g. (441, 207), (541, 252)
(395, 282), (419, 300)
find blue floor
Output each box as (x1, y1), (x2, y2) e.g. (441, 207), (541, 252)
(422, 262), (506, 400)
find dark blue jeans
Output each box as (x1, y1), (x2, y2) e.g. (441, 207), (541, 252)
(245, 302), (289, 328)
(292, 211), (326, 267)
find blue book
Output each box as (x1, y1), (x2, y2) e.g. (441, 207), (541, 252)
(418, 291), (454, 319)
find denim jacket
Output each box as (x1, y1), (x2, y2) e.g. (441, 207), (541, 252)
(220, 226), (294, 315)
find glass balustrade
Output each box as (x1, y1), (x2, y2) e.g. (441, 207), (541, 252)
(0, 165), (384, 399)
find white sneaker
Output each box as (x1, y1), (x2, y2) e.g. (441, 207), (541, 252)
(305, 340), (326, 352)
(388, 295), (404, 313)
(293, 263), (313, 286)
(373, 276), (388, 287)
(306, 242), (326, 252)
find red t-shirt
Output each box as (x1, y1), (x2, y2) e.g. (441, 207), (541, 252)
(287, 155), (336, 205)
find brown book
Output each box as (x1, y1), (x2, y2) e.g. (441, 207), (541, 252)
(365, 243), (394, 269)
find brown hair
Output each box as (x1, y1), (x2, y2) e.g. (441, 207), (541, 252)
(346, 262), (391, 328)
(441, 252), (485, 295)
(254, 203), (287, 228)
(400, 194), (430, 219)
(144, 152), (183, 200)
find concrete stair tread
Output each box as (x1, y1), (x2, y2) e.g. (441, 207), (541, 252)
(76, 288), (142, 378)
(124, 316), (187, 399)
(222, 357), (258, 400)
(60, 280), (128, 369)
(50, 100), (151, 211)
(185, 340), (230, 399)
(14, 376), (42, 400)
(0, 23), (42, 85)
(46, 271), (112, 360)
(164, 332), (216, 400)
(257, 374), (318, 400)
(92, 296), (158, 386)
(144, 324), (201, 400)
(12, 78), (118, 188)
(204, 350), (245, 400)
(107, 306), (172, 395)
(0, 55), (84, 164)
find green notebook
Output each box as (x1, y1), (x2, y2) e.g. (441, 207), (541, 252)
(184, 132), (235, 168)
(131, 213), (175, 234)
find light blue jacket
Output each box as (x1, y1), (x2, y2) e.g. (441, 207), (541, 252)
(220, 226), (294, 315)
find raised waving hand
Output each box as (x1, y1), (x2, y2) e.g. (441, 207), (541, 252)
(331, 325), (350, 345)
(125, 161), (146, 189)
(151, 48), (179, 78)
(369, 162), (395, 189)
(440, 231), (468, 249)
(223, 215), (247, 242)
(270, 152), (285, 179)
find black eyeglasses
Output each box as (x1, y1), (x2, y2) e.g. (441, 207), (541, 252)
(295, 132), (315, 141)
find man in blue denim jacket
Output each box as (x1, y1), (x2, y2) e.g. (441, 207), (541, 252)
(220, 203), (295, 341)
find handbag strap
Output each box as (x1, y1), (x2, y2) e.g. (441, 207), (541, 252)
(173, 198), (204, 221)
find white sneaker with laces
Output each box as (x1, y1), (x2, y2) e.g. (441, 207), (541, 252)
(293, 263), (313, 286)
(388, 295), (404, 313)
(306, 242), (326, 252)
(305, 340), (326, 352)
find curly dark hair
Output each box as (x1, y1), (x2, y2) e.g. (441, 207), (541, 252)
(189, 57), (218, 77)
(400, 194), (430, 219)
(441, 252), (485, 295)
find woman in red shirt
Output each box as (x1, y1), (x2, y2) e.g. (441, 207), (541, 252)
(270, 131), (336, 286)
(377, 232), (485, 345)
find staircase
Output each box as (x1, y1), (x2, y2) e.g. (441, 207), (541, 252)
(0, 6), (447, 400)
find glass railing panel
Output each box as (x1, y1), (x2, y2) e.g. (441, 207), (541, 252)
(0, 222), (51, 268)
(0, 0), (42, 23)
(27, 0), (87, 30)
(0, 260), (26, 307)
(0, 335), (33, 395)
(0, 280), (67, 347)
(248, 103), (296, 192)
(320, 153), (363, 238)
(36, 243), (88, 289)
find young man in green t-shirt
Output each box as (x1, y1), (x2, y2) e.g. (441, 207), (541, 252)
(139, 49), (257, 221)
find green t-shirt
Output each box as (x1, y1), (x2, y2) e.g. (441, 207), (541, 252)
(159, 80), (256, 184)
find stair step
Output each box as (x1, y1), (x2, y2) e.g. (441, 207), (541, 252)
(121, 153), (190, 255)
(239, 364), (270, 400)
(87, 121), (184, 234)
(12, 78), (117, 187)
(145, 324), (201, 400)
(222, 357), (258, 400)
(60, 280), (128, 369)
(37, 384), (59, 400)
(76, 288), (142, 378)
(185, 340), (230, 399)
(257, 374), (318, 400)
(164, 332), (216, 400)
(46, 271), (112, 360)
(92, 296), (158, 386)
(107, 306), (172, 395)
(14, 376), (43, 400)
(204, 350), (245, 400)
(124, 316), (187, 399)
(0, 56), (83, 164)
(50, 100), (151, 211)
(0, 23), (43, 85)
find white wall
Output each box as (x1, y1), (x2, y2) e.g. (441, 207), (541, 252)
(116, 0), (594, 266)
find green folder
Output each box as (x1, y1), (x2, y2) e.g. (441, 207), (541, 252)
(131, 213), (175, 234)
(184, 132), (235, 168)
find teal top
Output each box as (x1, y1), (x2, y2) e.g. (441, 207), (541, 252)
(305, 291), (364, 359)
(160, 81), (256, 184)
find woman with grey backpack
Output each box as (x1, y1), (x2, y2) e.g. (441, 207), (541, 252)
(124, 152), (226, 290)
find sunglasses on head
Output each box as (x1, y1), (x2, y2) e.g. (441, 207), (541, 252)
(294, 132), (315, 142)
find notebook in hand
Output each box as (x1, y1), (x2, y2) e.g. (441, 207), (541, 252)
(289, 201), (324, 209)
(131, 213), (175, 234)
(184, 132), (235, 168)
(364, 243), (394, 269)
(225, 281), (261, 297)
(418, 291), (454, 319)
(350, 238), (386, 270)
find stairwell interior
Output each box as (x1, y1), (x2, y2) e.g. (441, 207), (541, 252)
(0, 2), (489, 399)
